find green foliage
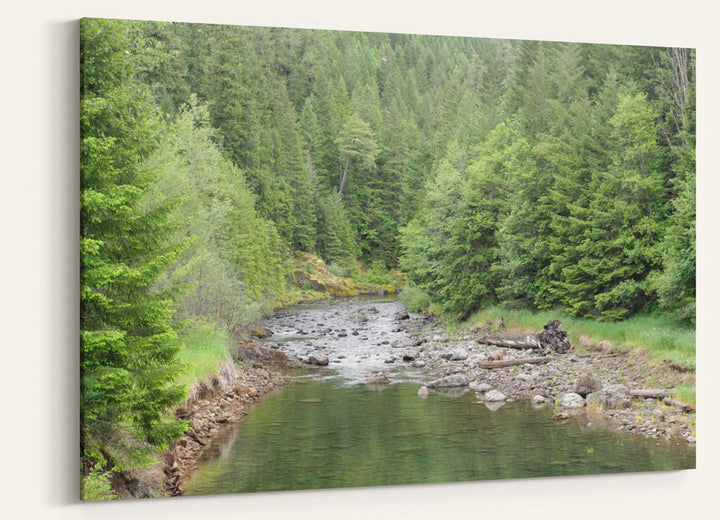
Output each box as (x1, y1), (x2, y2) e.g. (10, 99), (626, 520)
(399, 283), (432, 313)
(80, 18), (187, 472)
(81, 462), (117, 502)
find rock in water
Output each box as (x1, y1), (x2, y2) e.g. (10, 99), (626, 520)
(402, 349), (419, 361)
(484, 390), (507, 402)
(365, 372), (389, 385)
(532, 394), (547, 405)
(560, 392), (586, 409)
(307, 353), (329, 366)
(573, 374), (602, 397)
(417, 386), (429, 398)
(426, 373), (469, 388)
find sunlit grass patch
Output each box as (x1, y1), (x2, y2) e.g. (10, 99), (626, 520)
(174, 321), (233, 395)
(468, 307), (695, 367)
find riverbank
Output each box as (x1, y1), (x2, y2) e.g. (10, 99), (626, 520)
(396, 312), (696, 445)
(108, 354), (293, 499)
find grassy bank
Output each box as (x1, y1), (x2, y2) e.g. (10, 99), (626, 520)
(174, 322), (234, 396)
(467, 306), (696, 368)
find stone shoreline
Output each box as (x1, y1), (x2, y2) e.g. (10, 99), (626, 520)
(162, 359), (291, 497)
(395, 313), (696, 446)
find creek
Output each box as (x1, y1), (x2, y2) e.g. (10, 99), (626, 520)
(183, 297), (695, 495)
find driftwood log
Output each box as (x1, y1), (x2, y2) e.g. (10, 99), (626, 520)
(481, 320), (572, 355)
(478, 356), (551, 369)
(663, 398), (695, 413)
(629, 389), (670, 399)
(484, 334), (540, 350)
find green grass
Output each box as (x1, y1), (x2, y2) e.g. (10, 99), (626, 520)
(672, 382), (696, 407)
(174, 321), (233, 395)
(467, 306), (696, 367)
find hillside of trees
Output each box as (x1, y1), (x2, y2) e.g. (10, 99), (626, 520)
(80, 18), (695, 491)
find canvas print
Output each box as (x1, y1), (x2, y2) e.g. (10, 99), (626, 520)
(79, 17), (696, 500)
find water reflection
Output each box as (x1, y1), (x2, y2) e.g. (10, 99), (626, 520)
(184, 380), (695, 496)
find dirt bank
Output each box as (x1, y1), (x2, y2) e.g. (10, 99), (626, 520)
(398, 313), (696, 446)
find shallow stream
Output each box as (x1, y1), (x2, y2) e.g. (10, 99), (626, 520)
(184, 297), (695, 495)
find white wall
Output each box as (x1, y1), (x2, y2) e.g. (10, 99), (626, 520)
(2, 1), (717, 518)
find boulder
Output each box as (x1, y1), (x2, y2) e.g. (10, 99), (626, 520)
(484, 390), (507, 402)
(417, 386), (429, 398)
(365, 372), (390, 385)
(532, 394), (547, 405)
(560, 392), (586, 409)
(470, 382), (493, 393)
(426, 373), (469, 388)
(450, 348), (468, 361)
(573, 374), (603, 397)
(402, 350), (419, 361)
(307, 353), (329, 366)
(587, 383), (631, 409)
(412, 360), (426, 368)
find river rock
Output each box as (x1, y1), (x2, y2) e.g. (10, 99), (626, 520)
(573, 374), (602, 397)
(402, 350), (419, 361)
(470, 382), (493, 393)
(412, 360), (426, 368)
(426, 373), (469, 388)
(484, 390), (506, 402)
(366, 372), (389, 385)
(384, 357), (396, 364)
(450, 348), (468, 361)
(307, 353), (329, 366)
(532, 394), (547, 405)
(249, 327), (273, 338)
(396, 311), (410, 320)
(417, 386), (429, 398)
(560, 392), (586, 409)
(587, 383), (631, 409)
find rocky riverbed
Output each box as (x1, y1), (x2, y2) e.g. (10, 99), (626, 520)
(262, 297), (695, 446)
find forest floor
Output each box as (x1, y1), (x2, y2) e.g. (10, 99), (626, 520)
(398, 312), (696, 446)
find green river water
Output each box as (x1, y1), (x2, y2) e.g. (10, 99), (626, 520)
(184, 376), (695, 495)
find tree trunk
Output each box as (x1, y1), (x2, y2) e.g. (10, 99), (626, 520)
(663, 397), (695, 412)
(478, 356), (551, 369)
(337, 156), (351, 200)
(629, 389), (670, 399)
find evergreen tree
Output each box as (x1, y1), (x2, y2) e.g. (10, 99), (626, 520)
(80, 18), (186, 470)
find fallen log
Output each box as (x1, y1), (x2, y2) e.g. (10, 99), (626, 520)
(483, 334), (540, 350)
(480, 320), (572, 355)
(629, 389), (670, 399)
(478, 356), (551, 369)
(663, 398), (695, 412)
